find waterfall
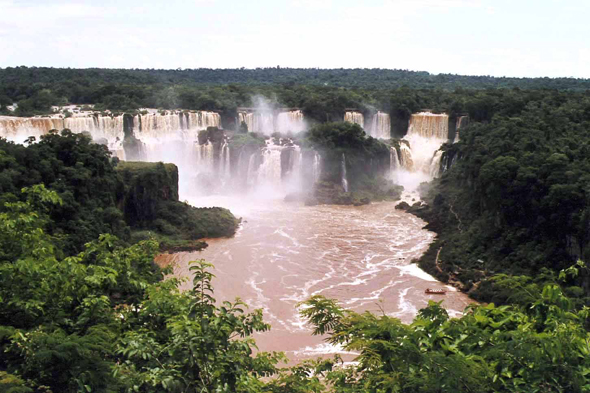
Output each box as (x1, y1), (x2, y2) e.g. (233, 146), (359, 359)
(238, 112), (274, 134)
(388, 112), (450, 192)
(257, 142), (282, 186)
(286, 145), (302, 177)
(344, 111), (364, 128)
(133, 110), (220, 141)
(402, 112), (448, 174)
(399, 143), (414, 170)
(0, 114), (128, 158)
(341, 153), (349, 193)
(429, 150), (444, 178)
(390, 147), (400, 172)
(246, 152), (260, 188)
(454, 115), (468, 143)
(283, 144), (303, 192)
(313, 152), (321, 184)
(369, 111), (391, 139)
(221, 141), (231, 180)
(0, 116), (64, 142)
(276, 110), (306, 133)
(238, 112), (252, 132)
(254, 139), (304, 189)
(66, 114), (126, 158)
(0, 110), (219, 156)
(127, 110), (220, 197)
(194, 142), (215, 173)
(407, 112), (449, 139)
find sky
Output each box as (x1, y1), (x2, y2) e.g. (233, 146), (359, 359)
(0, 0), (589, 78)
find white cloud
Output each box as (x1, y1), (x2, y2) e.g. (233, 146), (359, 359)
(0, 0), (588, 78)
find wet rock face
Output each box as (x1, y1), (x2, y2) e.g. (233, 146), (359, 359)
(396, 201), (411, 210)
(353, 197), (371, 206)
(312, 181), (353, 205)
(304, 181), (375, 206)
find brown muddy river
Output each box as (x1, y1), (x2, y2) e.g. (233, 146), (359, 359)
(156, 197), (473, 362)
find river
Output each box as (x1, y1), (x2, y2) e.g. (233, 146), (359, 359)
(155, 196), (474, 363)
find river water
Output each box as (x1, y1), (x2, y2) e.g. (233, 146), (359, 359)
(155, 196), (473, 363)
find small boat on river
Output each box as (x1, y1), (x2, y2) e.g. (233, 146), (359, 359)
(425, 288), (446, 295)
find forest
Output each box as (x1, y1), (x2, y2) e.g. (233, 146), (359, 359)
(3, 67), (590, 391)
(1, 66), (590, 119)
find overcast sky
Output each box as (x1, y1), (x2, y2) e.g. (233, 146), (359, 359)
(1, 0), (588, 78)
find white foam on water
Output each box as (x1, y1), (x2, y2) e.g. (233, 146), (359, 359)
(274, 227), (306, 248)
(396, 264), (438, 282)
(247, 274), (269, 309)
(291, 343), (358, 357)
(343, 279), (404, 306)
(447, 309), (464, 318)
(391, 288), (419, 318)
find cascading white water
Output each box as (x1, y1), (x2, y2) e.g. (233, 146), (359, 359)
(0, 114), (127, 158)
(391, 112), (449, 192)
(0, 110), (220, 163)
(124, 110), (221, 196)
(246, 153), (259, 188)
(344, 111), (364, 128)
(67, 114), (126, 159)
(276, 110), (306, 134)
(243, 139), (304, 197)
(133, 111), (220, 141)
(341, 153), (349, 192)
(195, 142), (215, 172)
(390, 147), (400, 172)
(399, 143), (414, 170)
(284, 144), (303, 193)
(221, 141), (231, 180)
(238, 112), (250, 132)
(238, 112), (275, 135)
(257, 140), (283, 188)
(0, 116), (64, 142)
(407, 112), (449, 139)
(369, 111), (391, 139)
(429, 150), (444, 178)
(404, 112), (448, 174)
(114, 110), (218, 196)
(312, 152), (321, 184)
(454, 116), (468, 143)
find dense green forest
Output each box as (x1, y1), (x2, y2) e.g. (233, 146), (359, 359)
(2, 66), (590, 119)
(2, 66), (590, 94)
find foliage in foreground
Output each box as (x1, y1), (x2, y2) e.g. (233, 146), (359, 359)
(0, 186), (280, 392)
(278, 278), (590, 392)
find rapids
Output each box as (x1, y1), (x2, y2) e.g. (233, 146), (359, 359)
(156, 196), (473, 363)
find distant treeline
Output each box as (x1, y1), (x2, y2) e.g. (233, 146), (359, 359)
(2, 66), (590, 117)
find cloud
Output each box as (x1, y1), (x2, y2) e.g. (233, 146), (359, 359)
(0, 0), (588, 78)
(0, 1), (110, 34)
